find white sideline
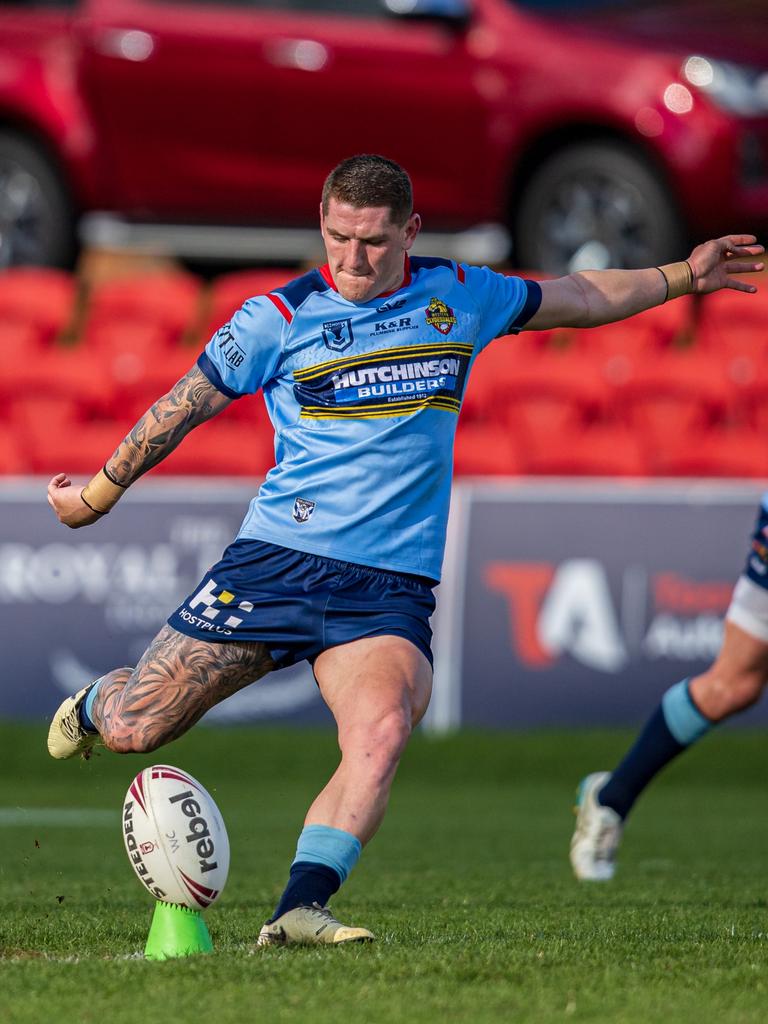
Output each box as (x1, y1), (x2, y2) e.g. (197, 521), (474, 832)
(0, 807), (117, 827)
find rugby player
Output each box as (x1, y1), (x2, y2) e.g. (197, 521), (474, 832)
(571, 512), (768, 881)
(46, 154), (763, 943)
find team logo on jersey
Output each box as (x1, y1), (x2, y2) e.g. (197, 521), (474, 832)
(425, 297), (457, 336)
(322, 318), (355, 352)
(293, 497), (316, 523)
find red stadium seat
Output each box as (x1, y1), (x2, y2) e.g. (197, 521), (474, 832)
(107, 348), (201, 424)
(572, 297), (698, 389)
(84, 271), (202, 347)
(0, 348), (109, 417)
(502, 354), (607, 440)
(493, 326), (574, 357)
(573, 295), (695, 360)
(80, 321), (168, 359)
(8, 396), (84, 459)
(522, 425), (650, 477)
(453, 423), (524, 476)
(0, 322), (43, 359)
(150, 420), (275, 477)
(696, 287), (768, 351)
(28, 420), (126, 475)
(653, 428), (768, 478)
(201, 267), (296, 342)
(0, 268), (77, 347)
(725, 368), (768, 434)
(612, 353), (731, 446)
(694, 289), (768, 387)
(0, 424), (28, 473)
(464, 347), (606, 437)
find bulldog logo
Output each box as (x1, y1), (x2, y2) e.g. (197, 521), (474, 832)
(293, 497), (316, 523)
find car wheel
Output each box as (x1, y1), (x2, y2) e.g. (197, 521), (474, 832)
(0, 132), (77, 269)
(514, 142), (685, 275)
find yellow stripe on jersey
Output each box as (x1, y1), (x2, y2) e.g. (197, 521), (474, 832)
(293, 342), (475, 382)
(300, 397), (461, 419)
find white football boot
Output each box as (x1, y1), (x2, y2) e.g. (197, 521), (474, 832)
(47, 683), (99, 760)
(257, 903), (374, 946)
(570, 771), (623, 881)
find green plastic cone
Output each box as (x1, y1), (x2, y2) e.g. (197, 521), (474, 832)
(144, 901), (213, 961)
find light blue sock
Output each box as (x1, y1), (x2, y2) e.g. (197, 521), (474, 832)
(293, 824), (361, 883)
(661, 679), (712, 745)
(79, 679), (103, 734)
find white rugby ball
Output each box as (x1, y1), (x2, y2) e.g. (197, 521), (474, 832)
(122, 764), (229, 910)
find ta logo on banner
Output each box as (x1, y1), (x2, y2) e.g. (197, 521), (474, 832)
(293, 497), (316, 523)
(486, 559), (628, 672)
(322, 319), (354, 352)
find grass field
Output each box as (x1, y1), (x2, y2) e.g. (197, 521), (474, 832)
(2, 723), (768, 1024)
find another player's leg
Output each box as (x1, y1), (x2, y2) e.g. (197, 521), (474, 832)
(258, 634), (432, 946)
(47, 625), (275, 759)
(571, 578), (768, 881)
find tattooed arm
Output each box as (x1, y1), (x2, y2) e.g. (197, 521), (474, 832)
(106, 366), (231, 484)
(47, 366), (232, 529)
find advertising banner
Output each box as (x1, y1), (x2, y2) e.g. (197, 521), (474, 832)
(447, 482), (767, 728)
(0, 482), (330, 725)
(2, 479), (766, 729)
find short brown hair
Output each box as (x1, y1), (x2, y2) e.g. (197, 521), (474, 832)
(321, 155), (413, 226)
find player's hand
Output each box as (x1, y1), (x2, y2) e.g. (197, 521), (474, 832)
(47, 474), (104, 529)
(688, 235), (764, 294)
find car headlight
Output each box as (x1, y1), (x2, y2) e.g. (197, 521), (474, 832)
(682, 55), (768, 117)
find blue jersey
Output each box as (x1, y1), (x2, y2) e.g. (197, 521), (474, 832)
(198, 256), (541, 580)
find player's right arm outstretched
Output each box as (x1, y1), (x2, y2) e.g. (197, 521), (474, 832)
(47, 364), (232, 529)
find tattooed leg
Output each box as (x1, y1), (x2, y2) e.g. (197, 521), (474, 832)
(88, 667), (133, 731)
(93, 625), (275, 754)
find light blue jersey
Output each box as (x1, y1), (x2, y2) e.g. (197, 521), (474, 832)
(198, 256), (541, 580)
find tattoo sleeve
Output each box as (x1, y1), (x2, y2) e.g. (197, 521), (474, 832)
(105, 366), (232, 485)
(93, 626), (275, 753)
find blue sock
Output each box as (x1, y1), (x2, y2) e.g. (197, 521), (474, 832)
(269, 825), (362, 922)
(598, 679), (712, 820)
(78, 679), (102, 734)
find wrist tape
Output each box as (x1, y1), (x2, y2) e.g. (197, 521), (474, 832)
(81, 467), (127, 515)
(657, 261), (695, 302)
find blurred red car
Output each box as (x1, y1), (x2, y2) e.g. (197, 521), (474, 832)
(1, 0), (767, 273)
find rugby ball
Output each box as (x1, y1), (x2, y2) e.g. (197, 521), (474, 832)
(122, 765), (229, 910)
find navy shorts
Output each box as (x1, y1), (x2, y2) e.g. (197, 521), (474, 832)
(744, 501), (768, 589)
(168, 539), (436, 668)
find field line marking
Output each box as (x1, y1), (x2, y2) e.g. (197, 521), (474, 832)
(0, 807), (117, 827)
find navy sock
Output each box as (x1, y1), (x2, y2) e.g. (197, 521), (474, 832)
(269, 862), (342, 922)
(599, 679), (713, 820)
(598, 706), (684, 819)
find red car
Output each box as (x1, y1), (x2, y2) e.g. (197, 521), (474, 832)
(1, 0), (767, 273)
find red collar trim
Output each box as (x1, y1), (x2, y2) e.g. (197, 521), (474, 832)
(320, 254), (411, 300)
(319, 263), (337, 290)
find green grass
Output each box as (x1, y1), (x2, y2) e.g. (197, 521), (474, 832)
(2, 724), (768, 1023)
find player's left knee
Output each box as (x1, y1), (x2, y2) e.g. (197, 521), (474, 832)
(353, 709), (412, 778)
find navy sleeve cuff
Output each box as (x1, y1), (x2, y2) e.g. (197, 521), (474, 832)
(197, 352), (242, 400)
(505, 279), (542, 334)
